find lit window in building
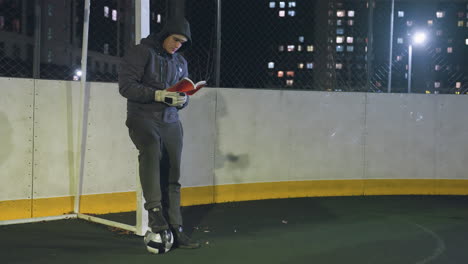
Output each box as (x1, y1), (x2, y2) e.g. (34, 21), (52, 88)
(288, 10), (296, 17)
(337, 10), (346, 17)
(268, 62), (275, 69)
(397, 37), (403, 44)
(347, 37), (354, 43)
(436, 11), (445, 18)
(336, 28), (344, 35)
(435, 65), (441, 71)
(278, 71), (284, 78)
(48, 4), (54, 16)
(427, 20), (433, 26)
(286, 80), (294, 86)
(396, 55), (402, 61)
(156, 14), (162, 23)
(287, 71), (295, 77)
(348, 20), (354, 26)
(269, 2), (275, 8)
(434, 82), (441, 88)
(456, 82), (461, 88)
(336, 63), (343, 69)
(406, 20), (413, 26)
(336, 45), (344, 52)
(289, 2), (296, 8)
(47, 49), (53, 63)
(458, 21), (464, 27)
(398, 11), (404, 17)
(112, 10), (118, 21)
(466, 39), (468, 45)
(307, 45), (314, 52)
(348, 10), (355, 17)
(347, 46), (354, 52)
(337, 19), (343, 26)
(297, 45), (302, 52)
(278, 45), (284, 52)
(104, 6), (110, 18)
(287, 45), (295, 52)
(306, 63), (314, 69)
(447, 47), (453, 53)
(47, 27), (53, 40)
(336, 36), (344, 44)
(298, 63), (304, 69)
(279, 10), (285, 17)
(298, 36), (304, 43)
(425, 90), (431, 94)
(279, 2), (285, 8)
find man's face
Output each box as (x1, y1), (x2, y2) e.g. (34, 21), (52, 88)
(163, 34), (188, 54)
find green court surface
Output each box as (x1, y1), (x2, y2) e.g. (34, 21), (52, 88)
(1, 195), (468, 264)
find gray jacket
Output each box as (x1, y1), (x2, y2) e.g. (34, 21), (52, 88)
(118, 19), (192, 114)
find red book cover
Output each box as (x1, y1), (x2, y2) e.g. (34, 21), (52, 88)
(167, 77), (207, 95)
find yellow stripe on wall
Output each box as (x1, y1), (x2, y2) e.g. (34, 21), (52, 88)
(0, 199), (31, 221)
(1, 179), (468, 221)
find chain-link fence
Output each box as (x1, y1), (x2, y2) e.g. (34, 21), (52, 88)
(0, 0), (34, 78)
(0, 0), (467, 94)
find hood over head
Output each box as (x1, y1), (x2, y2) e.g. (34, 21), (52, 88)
(141, 17), (192, 53)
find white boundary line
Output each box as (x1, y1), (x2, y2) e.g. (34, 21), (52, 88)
(0, 214), (77, 226)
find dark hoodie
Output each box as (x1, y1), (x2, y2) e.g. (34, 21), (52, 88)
(118, 18), (192, 114)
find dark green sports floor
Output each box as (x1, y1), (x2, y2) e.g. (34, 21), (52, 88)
(1, 196), (468, 264)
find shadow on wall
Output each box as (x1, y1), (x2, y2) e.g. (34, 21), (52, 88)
(214, 92), (250, 182)
(0, 112), (13, 166)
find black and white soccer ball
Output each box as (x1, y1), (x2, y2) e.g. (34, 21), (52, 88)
(144, 229), (174, 254)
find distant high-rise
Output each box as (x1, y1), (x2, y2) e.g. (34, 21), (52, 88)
(0, 0), (134, 81)
(373, 0), (468, 94)
(266, 0), (369, 91)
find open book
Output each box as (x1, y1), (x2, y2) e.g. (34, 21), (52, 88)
(167, 77), (207, 96)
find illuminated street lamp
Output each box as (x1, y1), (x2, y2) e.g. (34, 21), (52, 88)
(408, 31), (427, 93)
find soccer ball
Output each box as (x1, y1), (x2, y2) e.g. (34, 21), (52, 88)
(144, 229), (174, 254)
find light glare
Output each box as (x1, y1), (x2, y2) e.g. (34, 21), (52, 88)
(413, 32), (427, 44)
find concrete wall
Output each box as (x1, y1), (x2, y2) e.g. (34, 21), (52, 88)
(1, 77), (467, 220)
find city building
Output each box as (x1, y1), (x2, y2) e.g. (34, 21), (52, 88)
(0, 0), (134, 81)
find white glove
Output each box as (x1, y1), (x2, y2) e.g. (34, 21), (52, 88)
(155, 90), (187, 107)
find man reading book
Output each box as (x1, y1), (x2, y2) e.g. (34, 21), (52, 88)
(118, 17), (200, 250)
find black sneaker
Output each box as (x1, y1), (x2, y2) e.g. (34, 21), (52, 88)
(148, 206), (169, 232)
(171, 226), (201, 249)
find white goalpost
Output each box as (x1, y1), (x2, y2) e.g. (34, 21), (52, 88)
(74, 0), (150, 236)
(0, 0), (150, 236)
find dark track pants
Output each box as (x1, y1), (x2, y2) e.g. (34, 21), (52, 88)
(126, 115), (184, 228)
